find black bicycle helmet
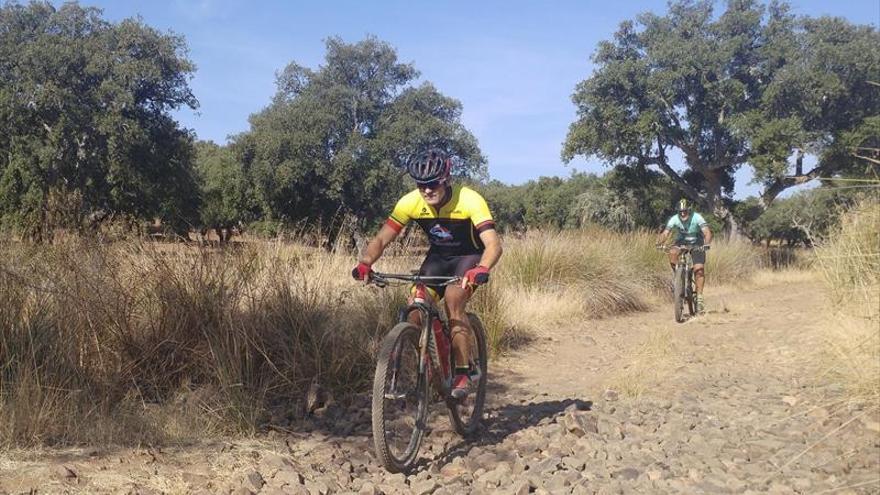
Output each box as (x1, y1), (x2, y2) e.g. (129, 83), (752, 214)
(407, 149), (452, 184)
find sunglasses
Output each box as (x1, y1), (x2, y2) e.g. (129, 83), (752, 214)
(417, 178), (446, 190)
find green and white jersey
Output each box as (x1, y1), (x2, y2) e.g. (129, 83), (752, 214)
(666, 212), (708, 245)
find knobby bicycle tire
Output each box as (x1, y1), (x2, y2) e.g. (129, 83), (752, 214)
(447, 313), (489, 437)
(371, 322), (429, 473)
(686, 268), (696, 316)
(673, 265), (686, 323)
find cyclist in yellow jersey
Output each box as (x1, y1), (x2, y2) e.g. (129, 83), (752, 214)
(352, 149), (503, 400)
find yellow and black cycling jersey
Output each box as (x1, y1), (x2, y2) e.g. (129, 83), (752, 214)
(385, 185), (496, 256)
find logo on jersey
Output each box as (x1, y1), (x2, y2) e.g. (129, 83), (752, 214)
(429, 224), (453, 242)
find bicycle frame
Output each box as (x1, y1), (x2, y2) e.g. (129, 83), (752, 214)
(374, 273), (459, 397)
(673, 245), (697, 266)
(674, 245), (704, 318)
(677, 248), (694, 278)
(400, 294), (452, 396)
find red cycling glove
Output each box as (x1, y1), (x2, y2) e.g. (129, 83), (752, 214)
(352, 262), (373, 281)
(462, 265), (490, 288)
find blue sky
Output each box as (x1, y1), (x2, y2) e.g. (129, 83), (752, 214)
(89, 0), (878, 198)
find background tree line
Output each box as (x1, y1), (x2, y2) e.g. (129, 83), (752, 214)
(0, 1), (875, 243)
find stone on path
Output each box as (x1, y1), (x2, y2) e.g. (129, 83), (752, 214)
(55, 465), (77, 480)
(240, 470), (264, 492)
(603, 389), (620, 402)
(357, 481), (379, 495)
(411, 479), (439, 495)
(613, 467), (640, 480)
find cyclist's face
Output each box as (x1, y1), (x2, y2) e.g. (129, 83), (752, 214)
(417, 179), (448, 206)
(679, 209), (690, 221)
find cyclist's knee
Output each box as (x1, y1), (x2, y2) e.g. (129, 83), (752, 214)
(448, 309), (469, 329)
(693, 266), (705, 276)
(444, 286), (469, 310)
(449, 319), (472, 337)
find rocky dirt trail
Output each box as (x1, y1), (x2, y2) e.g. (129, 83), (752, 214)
(2, 275), (878, 494)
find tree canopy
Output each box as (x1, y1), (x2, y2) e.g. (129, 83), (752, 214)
(482, 167), (680, 232)
(0, 1), (200, 239)
(734, 186), (862, 246)
(194, 140), (253, 234)
(232, 36), (485, 233)
(563, 0), (879, 235)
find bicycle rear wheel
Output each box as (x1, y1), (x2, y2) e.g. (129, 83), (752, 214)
(372, 322), (429, 473)
(447, 313), (488, 437)
(673, 265), (686, 323)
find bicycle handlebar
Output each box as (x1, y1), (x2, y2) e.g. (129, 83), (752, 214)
(656, 244), (711, 252)
(368, 272), (462, 288)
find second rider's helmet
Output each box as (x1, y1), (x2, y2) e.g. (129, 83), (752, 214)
(407, 149), (452, 185)
(678, 198), (691, 213)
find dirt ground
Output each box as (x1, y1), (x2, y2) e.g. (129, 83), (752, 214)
(2, 274), (878, 494)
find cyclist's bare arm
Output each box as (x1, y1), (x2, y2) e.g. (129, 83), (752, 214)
(702, 225), (713, 245)
(359, 224), (400, 265)
(477, 229), (502, 269)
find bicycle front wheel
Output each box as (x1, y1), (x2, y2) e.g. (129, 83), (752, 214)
(673, 265), (686, 323)
(447, 313), (488, 437)
(372, 322), (429, 473)
(686, 269), (696, 316)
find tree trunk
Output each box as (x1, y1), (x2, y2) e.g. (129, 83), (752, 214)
(701, 169), (742, 240)
(721, 209), (742, 241)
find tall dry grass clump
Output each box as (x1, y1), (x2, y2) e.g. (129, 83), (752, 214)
(812, 197), (880, 402)
(0, 238), (408, 446)
(479, 229), (761, 345)
(498, 229), (653, 317)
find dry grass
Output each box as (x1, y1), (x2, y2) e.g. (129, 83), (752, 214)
(0, 227), (763, 447)
(749, 268), (819, 288)
(495, 229), (652, 317)
(812, 198), (880, 403)
(0, 239), (404, 446)
(705, 240), (764, 286)
(471, 229), (762, 359)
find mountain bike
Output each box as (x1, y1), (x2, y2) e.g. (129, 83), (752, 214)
(367, 272), (488, 473)
(661, 245), (709, 323)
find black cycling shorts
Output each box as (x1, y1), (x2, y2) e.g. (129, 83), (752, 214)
(419, 252), (483, 299)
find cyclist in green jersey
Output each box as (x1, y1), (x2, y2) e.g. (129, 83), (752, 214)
(352, 149), (503, 400)
(656, 199), (713, 313)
